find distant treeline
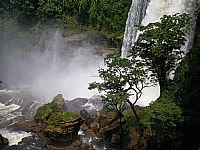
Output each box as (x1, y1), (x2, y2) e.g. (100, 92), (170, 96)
(1, 0), (131, 32)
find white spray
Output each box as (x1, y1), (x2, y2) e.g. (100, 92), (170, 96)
(0, 25), (106, 101)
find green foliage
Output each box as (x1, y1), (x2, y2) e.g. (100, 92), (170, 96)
(35, 103), (59, 122)
(141, 92), (183, 141)
(133, 13), (191, 92)
(89, 0), (131, 32)
(48, 112), (80, 125)
(89, 51), (154, 123)
(7, 0), (39, 22)
(35, 100), (79, 124)
(5, 0), (131, 34)
(37, 0), (131, 32)
(174, 8), (200, 148)
(38, 0), (78, 18)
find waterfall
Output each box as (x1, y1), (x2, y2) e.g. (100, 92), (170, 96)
(121, 0), (196, 105)
(121, 0), (149, 58)
(121, 0), (196, 57)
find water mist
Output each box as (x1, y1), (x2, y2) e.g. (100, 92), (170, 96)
(0, 24), (106, 101)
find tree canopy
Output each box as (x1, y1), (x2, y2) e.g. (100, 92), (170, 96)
(89, 52), (155, 123)
(132, 13), (191, 92)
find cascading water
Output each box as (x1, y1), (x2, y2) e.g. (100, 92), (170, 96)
(121, 0), (196, 105)
(121, 0), (149, 58)
(122, 0), (196, 57)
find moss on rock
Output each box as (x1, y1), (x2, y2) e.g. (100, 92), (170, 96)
(34, 94), (82, 142)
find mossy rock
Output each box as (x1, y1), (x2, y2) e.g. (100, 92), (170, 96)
(34, 94), (82, 142)
(47, 112), (80, 125)
(35, 102), (58, 122)
(35, 94), (65, 122)
(44, 112), (82, 142)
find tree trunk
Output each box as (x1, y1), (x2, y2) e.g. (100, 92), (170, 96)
(116, 110), (124, 135)
(127, 100), (139, 122)
(157, 67), (167, 94)
(159, 80), (165, 94)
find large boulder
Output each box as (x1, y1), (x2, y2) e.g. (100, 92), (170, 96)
(65, 98), (88, 114)
(44, 112), (82, 142)
(34, 94), (83, 142)
(52, 94), (65, 110)
(65, 95), (103, 115)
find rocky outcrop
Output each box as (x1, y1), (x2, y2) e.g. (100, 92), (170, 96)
(65, 95), (103, 115)
(34, 94), (83, 142)
(11, 116), (43, 133)
(80, 110), (121, 138)
(52, 94), (65, 110)
(44, 117), (82, 142)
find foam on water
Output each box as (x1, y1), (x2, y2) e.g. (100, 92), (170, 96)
(1, 130), (32, 146)
(0, 103), (20, 116)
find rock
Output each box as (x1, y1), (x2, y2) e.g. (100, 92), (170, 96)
(80, 109), (91, 120)
(80, 109), (94, 125)
(71, 140), (82, 148)
(70, 140), (94, 150)
(35, 94), (66, 123)
(10, 117), (43, 133)
(52, 94), (65, 110)
(44, 116), (83, 142)
(98, 111), (119, 127)
(34, 95), (83, 143)
(0, 134), (9, 149)
(65, 98), (88, 114)
(128, 127), (147, 150)
(129, 128), (140, 148)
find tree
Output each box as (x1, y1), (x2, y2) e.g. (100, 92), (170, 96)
(132, 13), (191, 93)
(89, 52), (154, 126)
(8, 0), (39, 22)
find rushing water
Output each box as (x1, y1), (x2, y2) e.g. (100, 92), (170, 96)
(121, 0), (149, 58)
(122, 0), (196, 57)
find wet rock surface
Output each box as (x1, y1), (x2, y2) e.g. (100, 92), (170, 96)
(10, 116), (43, 133)
(65, 95), (103, 115)
(3, 134), (47, 150)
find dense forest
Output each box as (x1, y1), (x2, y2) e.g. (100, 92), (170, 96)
(0, 0), (200, 150)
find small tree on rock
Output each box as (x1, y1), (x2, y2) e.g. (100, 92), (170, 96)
(89, 52), (155, 128)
